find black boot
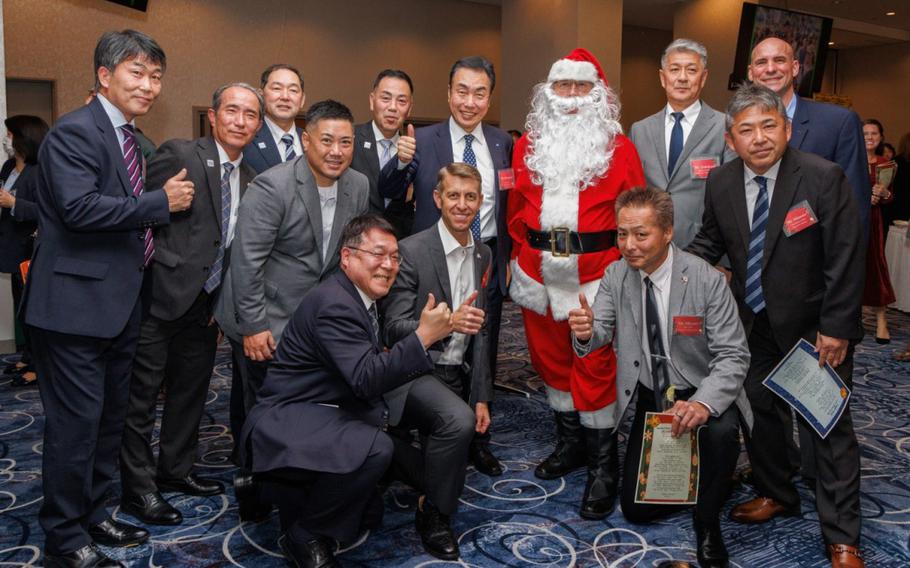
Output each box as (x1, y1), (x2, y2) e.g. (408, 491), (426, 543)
(579, 427), (618, 520)
(535, 411), (586, 479)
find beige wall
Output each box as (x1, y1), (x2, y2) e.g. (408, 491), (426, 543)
(618, 25), (672, 131)
(837, 42), (910, 143)
(3, 0), (501, 143)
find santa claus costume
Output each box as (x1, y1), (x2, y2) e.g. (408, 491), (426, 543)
(508, 48), (645, 519)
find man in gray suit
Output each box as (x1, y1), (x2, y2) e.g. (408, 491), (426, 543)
(570, 187), (750, 568)
(217, 99), (370, 519)
(629, 39), (734, 248)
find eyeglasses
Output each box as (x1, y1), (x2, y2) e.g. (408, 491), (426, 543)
(348, 246), (403, 265)
(552, 80), (594, 95)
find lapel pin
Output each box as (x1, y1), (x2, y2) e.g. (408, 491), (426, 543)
(681, 276), (688, 284)
(364, 141), (372, 149)
(257, 141), (267, 149)
(206, 159), (215, 167)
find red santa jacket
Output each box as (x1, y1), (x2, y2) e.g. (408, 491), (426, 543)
(507, 133), (645, 320)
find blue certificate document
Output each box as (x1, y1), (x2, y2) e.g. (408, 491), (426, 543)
(762, 338), (851, 439)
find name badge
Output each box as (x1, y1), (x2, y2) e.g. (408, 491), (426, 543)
(673, 316), (704, 336)
(257, 141), (267, 149)
(690, 157), (719, 180)
(783, 200), (818, 237)
(206, 159), (215, 167)
(498, 168), (515, 190)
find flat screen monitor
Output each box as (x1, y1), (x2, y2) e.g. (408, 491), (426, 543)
(106, 0), (149, 12)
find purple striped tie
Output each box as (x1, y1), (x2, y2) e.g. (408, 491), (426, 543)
(121, 125), (154, 266)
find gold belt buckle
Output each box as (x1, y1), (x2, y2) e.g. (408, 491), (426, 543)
(549, 227), (571, 257)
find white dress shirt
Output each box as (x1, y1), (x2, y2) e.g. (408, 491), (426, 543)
(664, 100), (702, 163)
(743, 160), (782, 222)
(435, 220), (476, 365)
(639, 246), (674, 387)
(449, 118), (496, 240)
(214, 141), (244, 246)
(318, 182), (338, 262)
(264, 116), (303, 161)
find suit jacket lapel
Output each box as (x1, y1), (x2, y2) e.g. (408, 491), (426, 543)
(90, 100), (132, 196)
(725, 161), (752, 251)
(359, 123), (381, 179)
(623, 269), (642, 335)
(295, 162), (323, 268)
(473, 247), (488, 311)
(255, 126), (281, 167)
(762, 150), (800, 269)
(790, 97), (809, 149)
(672, 103), (714, 182)
(238, 162), (254, 199)
(198, 138), (223, 229)
(666, 248), (689, 351)
(428, 229), (453, 306)
(435, 122), (455, 168)
(648, 114), (669, 186)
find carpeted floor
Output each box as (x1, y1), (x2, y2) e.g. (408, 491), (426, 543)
(0, 302), (908, 567)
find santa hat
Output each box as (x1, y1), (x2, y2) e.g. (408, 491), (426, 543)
(547, 48), (608, 86)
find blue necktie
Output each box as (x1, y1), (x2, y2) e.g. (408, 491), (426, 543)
(745, 176), (769, 313)
(281, 133), (296, 161)
(667, 112), (684, 176)
(204, 162), (234, 293)
(379, 139), (394, 169)
(462, 134), (481, 242)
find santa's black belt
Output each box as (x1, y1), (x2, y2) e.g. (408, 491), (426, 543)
(526, 228), (616, 257)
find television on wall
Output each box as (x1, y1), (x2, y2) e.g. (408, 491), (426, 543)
(729, 3), (833, 96)
(106, 0), (149, 11)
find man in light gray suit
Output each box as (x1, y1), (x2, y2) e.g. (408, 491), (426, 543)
(570, 187), (750, 568)
(217, 99), (369, 520)
(629, 38), (734, 248)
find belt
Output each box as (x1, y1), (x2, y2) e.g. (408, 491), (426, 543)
(526, 228), (617, 257)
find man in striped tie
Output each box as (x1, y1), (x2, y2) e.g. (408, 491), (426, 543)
(688, 83), (866, 568)
(118, 83), (262, 528)
(242, 64), (305, 175)
(22, 30), (195, 567)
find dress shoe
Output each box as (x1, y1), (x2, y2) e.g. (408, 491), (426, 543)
(470, 442), (503, 476)
(729, 497), (799, 524)
(278, 532), (340, 568)
(121, 492), (182, 525)
(157, 473), (224, 497)
(234, 473), (272, 522)
(535, 411), (586, 479)
(415, 498), (459, 560)
(579, 428), (619, 520)
(655, 562), (694, 568)
(44, 544), (124, 567)
(87, 518), (149, 547)
(875, 336), (891, 345)
(829, 544), (865, 568)
(694, 516), (729, 568)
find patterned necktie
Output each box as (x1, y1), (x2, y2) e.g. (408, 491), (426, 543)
(121, 125), (154, 266)
(462, 134), (482, 242)
(379, 138), (394, 169)
(745, 176), (769, 313)
(368, 303), (380, 344)
(644, 277), (671, 411)
(667, 111), (684, 176)
(204, 162), (234, 293)
(281, 133), (296, 161)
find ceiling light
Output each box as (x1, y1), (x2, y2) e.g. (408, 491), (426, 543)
(828, 41), (835, 46)
(886, 11), (896, 16)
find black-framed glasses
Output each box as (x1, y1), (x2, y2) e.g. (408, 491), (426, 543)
(347, 246), (403, 265)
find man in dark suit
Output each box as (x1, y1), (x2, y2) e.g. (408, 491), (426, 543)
(379, 55), (512, 380)
(242, 64), (305, 175)
(381, 163), (501, 560)
(22, 30), (195, 567)
(118, 83), (262, 526)
(239, 215), (454, 568)
(350, 69), (416, 237)
(688, 83), (866, 568)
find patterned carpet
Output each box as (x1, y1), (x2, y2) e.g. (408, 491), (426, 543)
(0, 302), (908, 567)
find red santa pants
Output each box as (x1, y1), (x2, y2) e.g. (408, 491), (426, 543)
(521, 307), (617, 412)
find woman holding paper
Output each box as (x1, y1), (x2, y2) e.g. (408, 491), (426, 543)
(861, 119), (896, 344)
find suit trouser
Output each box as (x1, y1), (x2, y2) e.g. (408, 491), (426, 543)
(260, 433), (394, 544)
(10, 269), (31, 362)
(29, 300), (141, 555)
(744, 310), (861, 545)
(228, 339), (269, 464)
(388, 373), (475, 515)
(120, 290), (219, 496)
(620, 386), (740, 524)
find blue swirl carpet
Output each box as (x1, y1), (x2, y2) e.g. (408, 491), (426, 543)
(0, 303), (908, 567)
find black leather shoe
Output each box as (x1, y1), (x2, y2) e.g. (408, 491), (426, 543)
(157, 473), (224, 497)
(415, 499), (459, 560)
(694, 516), (730, 568)
(87, 518), (149, 547)
(535, 411), (586, 479)
(470, 442), (503, 476)
(121, 492), (182, 525)
(579, 428), (619, 519)
(278, 532), (340, 568)
(44, 544), (124, 567)
(234, 474), (272, 522)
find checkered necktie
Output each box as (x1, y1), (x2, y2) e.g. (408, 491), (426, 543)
(745, 176), (769, 313)
(281, 133), (296, 161)
(462, 134), (481, 242)
(204, 162), (234, 293)
(368, 303), (380, 344)
(121, 125), (154, 266)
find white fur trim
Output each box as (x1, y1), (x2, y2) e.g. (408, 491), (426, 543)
(540, 252), (579, 321)
(546, 385), (576, 411)
(539, 182), (580, 232)
(579, 402), (617, 429)
(548, 59), (599, 83)
(509, 259), (549, 316)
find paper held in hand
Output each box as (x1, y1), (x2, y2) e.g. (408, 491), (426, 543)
(634, 412), (700, 505)
(762, 338), (851, 439)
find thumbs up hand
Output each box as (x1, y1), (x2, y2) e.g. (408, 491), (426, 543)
(451, 290), (485, 335)
(416, 292), (454, 347)
(568, 293), (594, 342)
(397, 123), (416, 165)
(164, 168), (195, 212)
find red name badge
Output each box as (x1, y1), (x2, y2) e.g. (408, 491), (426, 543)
(783, 200), (818, 237)
(689, 157), (719, 180)
(673, 316), (704, 336)
(498, 168), (515, 190)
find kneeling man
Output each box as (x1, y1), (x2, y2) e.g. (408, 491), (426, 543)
(238, 215), (454, 568)
(570, 187), (751, 568)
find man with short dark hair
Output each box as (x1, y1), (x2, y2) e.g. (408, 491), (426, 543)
(239, 214), (453, 568)
(23, 29), (195, 567)
(119, 83), (262, 526)
(243, 63), (306, 174)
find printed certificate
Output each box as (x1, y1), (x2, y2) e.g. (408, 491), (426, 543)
(634, 412), (699, 505)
